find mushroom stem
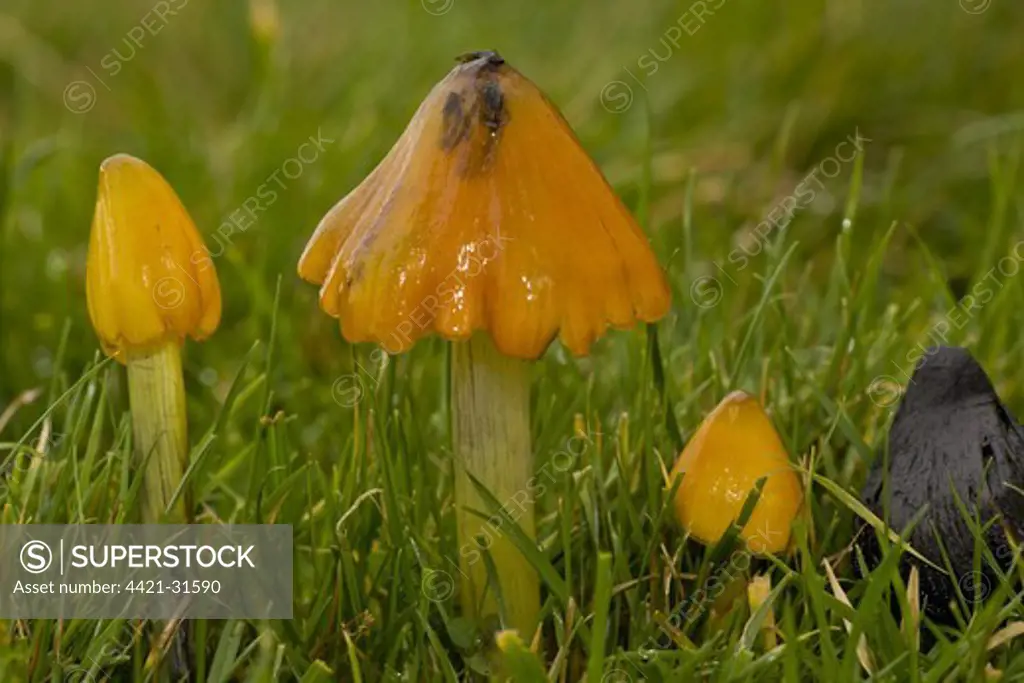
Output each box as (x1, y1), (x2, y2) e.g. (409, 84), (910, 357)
(126, 340), (189, 522)
(451, 335), (538, 635)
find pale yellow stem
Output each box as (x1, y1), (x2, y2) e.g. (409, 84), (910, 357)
(126, 340), (188, 522)
(451, 335), (538, 636)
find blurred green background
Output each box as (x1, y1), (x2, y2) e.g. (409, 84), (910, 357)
(2, 0), (1022, 413)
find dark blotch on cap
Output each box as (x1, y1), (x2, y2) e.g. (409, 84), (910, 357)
(437, 55), (510, 175)
(479, 80), (506, 134)
(441, 91), (471, 151)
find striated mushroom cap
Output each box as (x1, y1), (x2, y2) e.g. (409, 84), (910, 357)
(298, 51), (670, 359)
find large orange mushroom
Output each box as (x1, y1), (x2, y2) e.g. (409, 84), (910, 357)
(299, 51), (670, 634)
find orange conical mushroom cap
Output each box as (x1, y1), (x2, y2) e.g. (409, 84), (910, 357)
(86, 154), (221, 362)
(671, 391), (802, 553)
(298, 51), (670, 360)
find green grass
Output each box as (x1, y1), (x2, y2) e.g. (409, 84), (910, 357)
(2, 0), (1024, 680)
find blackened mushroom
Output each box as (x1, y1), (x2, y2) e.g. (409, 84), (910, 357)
(859, 346), (1024, 627)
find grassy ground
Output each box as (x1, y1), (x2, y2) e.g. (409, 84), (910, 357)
(2, 0), (1024, 680)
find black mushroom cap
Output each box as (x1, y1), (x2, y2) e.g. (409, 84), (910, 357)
(859, 346), (1024, 626)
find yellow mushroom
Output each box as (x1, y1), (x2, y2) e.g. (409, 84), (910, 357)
(298, 51), (670, 635)
(87, 154), (220, 360)
(671, 391), (801, 553)
(86, 153), (220, 522)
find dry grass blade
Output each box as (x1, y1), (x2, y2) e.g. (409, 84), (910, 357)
(987, 622), (1024, 651)
(0, 387), (42, 435)
(822, 557), (876, 675)
(902, 564), (920, 650)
